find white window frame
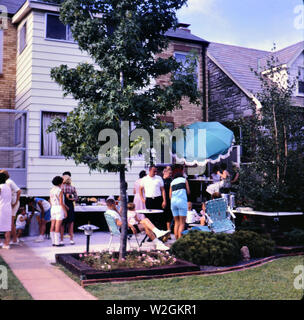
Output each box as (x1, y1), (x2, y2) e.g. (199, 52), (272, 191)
(45, 13), (75, 43)
(174, 51), (200, 88)
(0, 29), (3, 74)
(40, 111), (67, 158)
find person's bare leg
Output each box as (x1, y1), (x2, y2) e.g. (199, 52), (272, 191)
(174, 217), (179, 240)
(11, 217), (17, 242)
(69, 222), (74, 241)
(166, 221), (171, 232)
(178, 216), (186, 239)
(40, 219), (46, 237)
(4, 231), (11, 246)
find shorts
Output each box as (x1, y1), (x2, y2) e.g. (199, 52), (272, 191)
(41, 208), (51, 222)
(12, 201), (20, 217)
(171, 199), (187, 217)
(16, 225), (26, 230)
(51, 206), (65, 221)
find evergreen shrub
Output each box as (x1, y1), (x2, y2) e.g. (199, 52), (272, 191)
(170, 230), (240, 266)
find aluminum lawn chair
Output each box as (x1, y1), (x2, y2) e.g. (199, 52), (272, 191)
(104, 213), (141, 251)
(183, 197), (236, 235)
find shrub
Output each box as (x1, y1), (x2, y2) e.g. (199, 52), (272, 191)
(232, 230), (275, 258)
(275, 228), (304, 246)
(170, 231), (240, 266)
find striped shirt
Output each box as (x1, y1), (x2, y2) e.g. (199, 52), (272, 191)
(170, 177), (187, 202)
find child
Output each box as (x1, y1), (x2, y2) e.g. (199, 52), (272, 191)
(200, 192), (222, 225)
(186, 202), (201, 224)
(15, 207), (27, 241)
(49, 176), (67, 247)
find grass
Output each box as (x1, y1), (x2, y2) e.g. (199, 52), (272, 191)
(58, 256), (304, 300)
(0, 256), (32, 300)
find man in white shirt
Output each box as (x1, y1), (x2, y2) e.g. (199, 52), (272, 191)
(139, 165), (167, 230)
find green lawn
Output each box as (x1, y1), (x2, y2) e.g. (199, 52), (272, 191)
(0, 256), (32, 300)
(60, 256), (304, 300)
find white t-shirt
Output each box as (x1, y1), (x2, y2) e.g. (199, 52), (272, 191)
(105, 209), (121, 222)
(6, 178), (20, 204)
(186, 209), (201, 224)
(140, 175), (164, 198)
(127, 210), (138, 225)
(16, 214), (27, 229)
(50, 186), (62, 207)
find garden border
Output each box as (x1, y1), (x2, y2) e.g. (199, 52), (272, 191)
(56, 250), (304, 287)
(55, 252), (200, 286)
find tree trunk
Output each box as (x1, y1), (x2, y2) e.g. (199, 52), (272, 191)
(119, 166), (128, 260)
(272, 104), (280, 184)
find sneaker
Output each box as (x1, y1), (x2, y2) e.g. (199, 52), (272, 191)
(2, 245), (10, 249)
(70, 240), (75, 245)
(155, 241), (170, 251)
(59, 241), (64, 246)
(9, 240), (21, 246)
(0, 242), (3, 247)
(55, 243), (64, 247)
(34, 235), (44, 242)
(156, 230), (170, 239)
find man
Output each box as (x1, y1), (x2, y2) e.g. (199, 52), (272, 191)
(139, 165), (167, 230)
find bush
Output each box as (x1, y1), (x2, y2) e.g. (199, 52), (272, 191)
(170, 231), (240, 267)
(275, 228), (304, 246)
(232, 230), (275, 258)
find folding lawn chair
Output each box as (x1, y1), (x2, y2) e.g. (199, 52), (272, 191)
(183, 197), (236, 235)
(104, 213), (141, 251)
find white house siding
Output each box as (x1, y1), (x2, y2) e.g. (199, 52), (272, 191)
(289, 52), (304, 107)
(15, 10), (146, 197)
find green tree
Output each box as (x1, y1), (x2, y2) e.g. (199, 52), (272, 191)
(45, 0), (201, 258)
(237, 53), (304, 211)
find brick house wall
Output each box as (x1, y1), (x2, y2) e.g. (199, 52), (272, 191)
(207, 57), (255, 122)
(0, 17), (17, 167)
(156, 40), (208, 128)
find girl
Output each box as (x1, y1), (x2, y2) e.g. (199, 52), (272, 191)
(49, 176), (67, 247)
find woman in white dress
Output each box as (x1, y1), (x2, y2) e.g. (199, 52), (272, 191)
(49, 176), (67, 247)
(133, 170), (146, 220)
(0, 172), (12, 249)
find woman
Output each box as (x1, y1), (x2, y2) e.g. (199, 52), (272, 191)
(0, 172), (12, 249)
(60, 174), (78, 245)
(133, 170), (146, 220)
(162, 166), (173, 234)
(169, 164), (190, 240)
(218, 163), (231, 194)
(50, 176), (67, 247)
(0, 170), (21, 245)
(230, 162), (240, 193)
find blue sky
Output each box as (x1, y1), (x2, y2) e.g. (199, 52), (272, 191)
(176, 0), (304, 51)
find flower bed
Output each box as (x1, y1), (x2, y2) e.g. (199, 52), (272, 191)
(79, 250), (177, 271)
(55, 250), (200, 282)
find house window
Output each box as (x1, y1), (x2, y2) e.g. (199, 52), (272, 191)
(298, 67), (304, 95)
(174, 52), (199, 86)
(41, 112), (67, 157)
(15, 114), (26, 146)
(46, 13), (73, 41)
(0, 29), (3, 73)
(19, 22), (27, 53)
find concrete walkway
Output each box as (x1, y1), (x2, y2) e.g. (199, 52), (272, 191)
(0, 231), (174, 300)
